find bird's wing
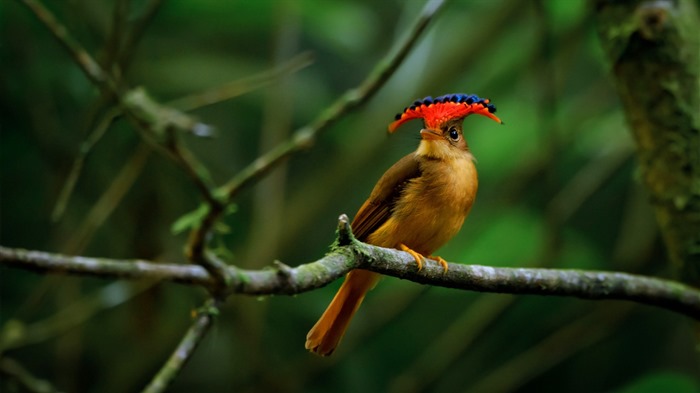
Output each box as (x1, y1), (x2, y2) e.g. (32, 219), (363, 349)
(350, 153), (421, 241)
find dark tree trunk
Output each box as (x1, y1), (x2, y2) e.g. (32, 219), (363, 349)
(594, 0), (700, 285)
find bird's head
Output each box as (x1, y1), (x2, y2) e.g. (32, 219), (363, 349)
(388, 93), (502, 160)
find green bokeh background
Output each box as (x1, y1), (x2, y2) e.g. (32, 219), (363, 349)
(1, 0), (698, 392)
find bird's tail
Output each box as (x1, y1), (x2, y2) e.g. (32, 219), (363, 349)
(305, 269), (380, 356)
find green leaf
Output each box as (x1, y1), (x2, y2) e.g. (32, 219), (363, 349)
(170, 204), (210, 235)
(212, 238), (235, 261)
(214, 204), (238, 234)
(170, 203), (237, 236)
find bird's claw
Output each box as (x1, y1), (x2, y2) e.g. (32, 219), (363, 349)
(398, 244), (450, 273)
(399, 243), (425, 271)
(429, 255), (449, 273)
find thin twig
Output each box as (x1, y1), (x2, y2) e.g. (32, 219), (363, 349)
(0, 357), (63, 393)
(64, 142), (151, 254)
(51, 108), (121, 222)
(118, 0), (164, 72)
(141, 298), (220, 393)
(18, 0), (115, 90)
(83, 0), (162, 182)
(18, 0), (219, 211)
(154, 52), (315, 278)
(168, 51), (314, 112)
(17, 0), (231, 286)
(101, 0), (130, 81)
(2, 234), (699, 320)
(163, 130), (221, 209)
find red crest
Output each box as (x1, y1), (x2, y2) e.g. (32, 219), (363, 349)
(388, 93), (502, 133)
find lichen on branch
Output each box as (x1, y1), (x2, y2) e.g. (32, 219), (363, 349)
(2, 217), (699, 321)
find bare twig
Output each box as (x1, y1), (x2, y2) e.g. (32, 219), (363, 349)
(101, 0), (130, 80)
(141, 298), (220, 393)
(17, 0), (230, 285)
(64, 142), (151, 254)
(168, 51), (314, 112)
(66, 0), (134, 219)
(18, 0), (219, 210)
(51, 108), (121, 221)
(18, 0), (218, 204)
(18, 0), (116, 90)
(118, 0), (164, 72)
(0, 357), (63, 393)
(162, 130), (221, 208)
(2, 223), (699, 320)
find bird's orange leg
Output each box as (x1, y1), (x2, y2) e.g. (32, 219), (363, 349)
(399, 243), (425, 271)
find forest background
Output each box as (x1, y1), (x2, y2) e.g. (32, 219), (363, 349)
(1, 0), (699, 392)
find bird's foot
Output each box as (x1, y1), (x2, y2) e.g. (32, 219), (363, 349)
(428, 255), (449, 273)
(399, 243), (425, 271)
(398, 245), (449, 272)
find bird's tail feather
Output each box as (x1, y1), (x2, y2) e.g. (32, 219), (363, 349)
(305, 269), (379, 356)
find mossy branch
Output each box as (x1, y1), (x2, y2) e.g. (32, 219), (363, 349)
(141, 298), (220, 393)
(2, 215), (699, 321)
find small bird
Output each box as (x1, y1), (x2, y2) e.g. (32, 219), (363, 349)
(305, 93), (502, 356)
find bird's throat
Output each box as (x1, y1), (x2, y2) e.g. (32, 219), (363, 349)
(416, 140), (472, 161)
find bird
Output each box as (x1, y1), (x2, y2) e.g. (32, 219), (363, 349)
(305, 93), (502, 356)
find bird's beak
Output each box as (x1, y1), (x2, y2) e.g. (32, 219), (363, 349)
(420, 129), (442, 140)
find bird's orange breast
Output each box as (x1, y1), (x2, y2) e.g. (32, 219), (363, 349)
(366, 153), (478, 255)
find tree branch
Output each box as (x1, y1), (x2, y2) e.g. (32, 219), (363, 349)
(18, 0), (115, 89)
(17, 0), (448, 292)
(141, 298), (220, 393)
(0, 357), (62, 393)
(3, 216), (699, 320)
(17, 0), (231, 286)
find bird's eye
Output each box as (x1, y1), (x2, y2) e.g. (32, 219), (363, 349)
(448, 127), (459, 141)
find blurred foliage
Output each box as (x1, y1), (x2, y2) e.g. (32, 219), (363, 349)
(0, 0), (698, 392)
(613, 372), (700, 393)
